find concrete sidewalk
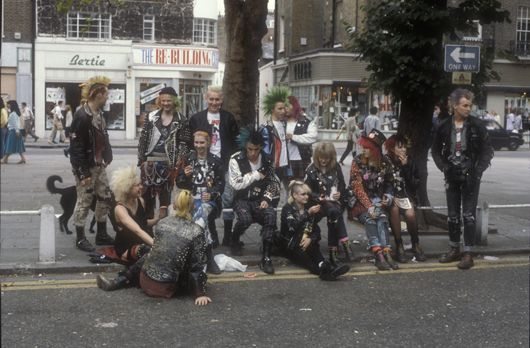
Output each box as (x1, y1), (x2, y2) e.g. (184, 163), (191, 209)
(2, 139), (528, 275)
(1, 212), (528, 276)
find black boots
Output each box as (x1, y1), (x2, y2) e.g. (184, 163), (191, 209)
(76, 226), (95, 252)
(259, 241), (275, 275)
(340, 240), (353, 262)
(319, 260), (350, 281)
(439, 246), (461, 263)
(206, 245), (222, 274)
(374, 250), (391, 271)
(222, 219), (233, 247)
(96, 273), (128, 291)
(383, 249), (399, 270)
(95, 221), (115, 246)
(209, 217), (219, 249)
(394, 241), (411, 263)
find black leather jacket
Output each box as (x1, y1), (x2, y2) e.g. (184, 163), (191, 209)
(189, 109), (239, 170)
(69, 105), (112, 180)
(432, 116), (493, 178)
(141, 215), (207, 297)
(229, 150), (280, 205)
(176, 151), (225, 203)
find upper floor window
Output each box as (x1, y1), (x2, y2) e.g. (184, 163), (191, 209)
(462, 20), (482, 42)
(143, 15), (155, 41)
(516, 6), (530, 56)
(193, 18), (217, 46)
(67, 12), (111, 40)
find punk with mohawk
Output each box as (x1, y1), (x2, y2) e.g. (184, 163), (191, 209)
(69, 76), (115, 253)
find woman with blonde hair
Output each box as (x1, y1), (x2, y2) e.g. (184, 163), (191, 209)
(139, 189), (211, 305)
(278, 180), (349, 280)
(111, 166), (159, 262)
(304, 142), (352, 266)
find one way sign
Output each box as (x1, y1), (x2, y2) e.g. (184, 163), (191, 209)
(444, 44), (480, 72)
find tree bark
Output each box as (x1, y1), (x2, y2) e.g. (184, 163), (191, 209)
(222, 0), (268, 127)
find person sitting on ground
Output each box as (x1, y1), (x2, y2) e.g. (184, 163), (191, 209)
(229, 127), (280, 274)
(347, 129), (399, 271)
(177, 129), (224, 274)
(111, 166), (159, 263)
(139, 190), (211, 305)
(97, 190), (211, 306)
(383, 134), (426, 263)
(277, 180), (350, 280)
(304, 142), (353, 266)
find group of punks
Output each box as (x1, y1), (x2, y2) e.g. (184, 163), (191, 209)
(67, 76), (492, 306)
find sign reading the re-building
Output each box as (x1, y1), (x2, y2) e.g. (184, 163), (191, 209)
(444, 45), (480, 72)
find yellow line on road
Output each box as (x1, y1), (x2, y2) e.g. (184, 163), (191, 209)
(1, 261), (527, 291)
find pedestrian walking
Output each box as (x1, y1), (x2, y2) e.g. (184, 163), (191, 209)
(0, 98), (9, 160)
(2, 100), (27, 164)
(337, 108), (360, 165)
(363, 106), (381, 135)
(432, 88), (494, 270)
(48, 100), (65, 144)
(21, 102), (39, 142)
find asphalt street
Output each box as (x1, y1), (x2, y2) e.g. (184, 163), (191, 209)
(1, 258), (528, 347)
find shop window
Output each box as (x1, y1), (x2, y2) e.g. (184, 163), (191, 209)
(516, 6), (530, 56)
(143, 15), (155, 42)
(179, 80), (208, 117)
(44, 83), (125, 130)
(67, 12), (111, 40)
(193, 18), (217, 46)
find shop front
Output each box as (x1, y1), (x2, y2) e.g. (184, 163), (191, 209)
(34, 38), (132, 139)
(131, 44), (219, 136)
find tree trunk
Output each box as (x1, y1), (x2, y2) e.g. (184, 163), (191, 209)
(222, 0), (268, 127)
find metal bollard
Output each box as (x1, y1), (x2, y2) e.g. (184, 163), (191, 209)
(39, 204), (56, 263)
(475, 201), (489, 246)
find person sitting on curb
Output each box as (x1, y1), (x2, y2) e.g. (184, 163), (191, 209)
(229, 128), (280, 275)
(277, 180), (350, 280)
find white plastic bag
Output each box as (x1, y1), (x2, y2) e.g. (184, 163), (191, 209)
(214, 254), (247, 272)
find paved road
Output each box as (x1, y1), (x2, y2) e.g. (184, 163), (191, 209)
(1, 257), (528, 347)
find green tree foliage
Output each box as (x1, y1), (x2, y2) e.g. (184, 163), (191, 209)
(346, 0), (509, 209)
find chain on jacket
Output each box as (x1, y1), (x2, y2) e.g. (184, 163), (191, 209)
(137, 110), (192, 168)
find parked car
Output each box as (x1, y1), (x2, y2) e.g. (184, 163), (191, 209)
(482, 119), (524, 151)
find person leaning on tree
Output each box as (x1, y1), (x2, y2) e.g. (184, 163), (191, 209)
(432, 88), (493, 270)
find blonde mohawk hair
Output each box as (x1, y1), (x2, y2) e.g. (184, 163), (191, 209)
(80, 76), (111, 100)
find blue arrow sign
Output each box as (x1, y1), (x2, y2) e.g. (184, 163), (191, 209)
(444, 45), (480, 72)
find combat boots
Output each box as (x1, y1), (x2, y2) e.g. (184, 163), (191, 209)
(76, 226), (95, 252)
(208, 217), (219, 249)
(222, 219), (233, 247)
(96, 273), (128, 291)
(206, 245), (222, 274)
(259, 241), (275, 275)
(95, 221), (115, 246)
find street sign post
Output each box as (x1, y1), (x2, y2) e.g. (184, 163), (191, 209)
(444, 44), (480, 72)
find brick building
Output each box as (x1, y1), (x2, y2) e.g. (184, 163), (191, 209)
(1, 0), (34, 106)
(32, 0), (220, 140)
(261, 0), (530, 131)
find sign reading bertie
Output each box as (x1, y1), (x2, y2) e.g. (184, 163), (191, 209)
(444, 45), (480, 72)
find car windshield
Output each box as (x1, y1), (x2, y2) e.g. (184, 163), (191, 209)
(485, 120), (501, 130)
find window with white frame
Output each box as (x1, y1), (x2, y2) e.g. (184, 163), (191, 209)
(516, 6), (530, 56)
(67, 12), (111, 40)
(462, 20), (482, 42)
(143, 15), (155, 41)
(193, 18), (217, 45)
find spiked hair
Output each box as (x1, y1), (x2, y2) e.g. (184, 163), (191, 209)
(237, 126), (264, 149)
(262, 86), (290, 115)
(80, 76), (111, 101)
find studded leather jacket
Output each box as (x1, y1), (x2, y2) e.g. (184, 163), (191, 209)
(137, 110), (192, 168)
(141, 215), (207, 297)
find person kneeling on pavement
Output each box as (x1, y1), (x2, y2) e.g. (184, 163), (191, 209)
(98, 190), (211, 306)
(276, 180), (350, 280)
